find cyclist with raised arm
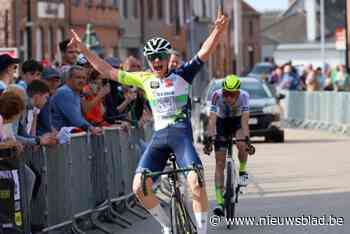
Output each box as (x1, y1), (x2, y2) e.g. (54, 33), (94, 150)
(205, 75), (251, 216)
(69, 9), (228, 234)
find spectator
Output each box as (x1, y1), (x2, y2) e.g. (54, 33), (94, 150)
(104, 58), (136, 123)
(305, 70), (320, 91)
(17, 59), (43, 90)
(0, 92), (25, 143)
(315, 67), (325, 89)
(323, 64), (333, 91)
(10, 80), (57, 146)
(36, 67), (61, 136)
(82, 71), (111, 126)
(168, 51), (184, 70)
(51, 65), (102, 135)
(332, 64), (349, 92)
(59, 39), (79, 67)
(123, 56), (142, 72)
(0, 54), (20, 94)
(268, 66), (283, 87)
(123, 56), (152, 126)
(278, 65), (300, 90)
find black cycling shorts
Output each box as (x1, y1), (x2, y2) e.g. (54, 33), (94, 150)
(214, 117), (241, 152)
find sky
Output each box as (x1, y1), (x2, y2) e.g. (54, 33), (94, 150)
(244, 0), (289, 12)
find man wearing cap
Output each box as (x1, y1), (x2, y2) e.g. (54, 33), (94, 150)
(37, 67), (61, 136)
(0, 54), (20, 94)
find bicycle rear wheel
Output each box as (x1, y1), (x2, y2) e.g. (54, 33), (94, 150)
(224, 161), (236, 229)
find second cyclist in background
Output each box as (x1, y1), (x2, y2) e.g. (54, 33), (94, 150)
(205, 74), (251, 216)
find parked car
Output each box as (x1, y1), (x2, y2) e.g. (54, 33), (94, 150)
(195, 77), (285, 143)
(248, 62), (276, 80)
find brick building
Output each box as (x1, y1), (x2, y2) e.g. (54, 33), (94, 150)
(0, 0), (120, 62)
(118, 0), (190, 60)
(70, 0), (120, 58)
(0, 0), (68, 62)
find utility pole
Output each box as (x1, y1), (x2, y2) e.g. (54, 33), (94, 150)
(234, 0), (242, 75)
(320, 0), (326, 68)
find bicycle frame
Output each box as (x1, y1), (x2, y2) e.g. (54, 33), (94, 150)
(141, 154), (202, 234)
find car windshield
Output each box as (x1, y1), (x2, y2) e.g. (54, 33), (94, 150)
(241, 81), (273, 99)
(250, 65), (272, 75)
(206, 80), (224, 100)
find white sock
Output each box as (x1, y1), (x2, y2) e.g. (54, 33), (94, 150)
(194, 212), (208, 234)
(148, 204), (171, 229)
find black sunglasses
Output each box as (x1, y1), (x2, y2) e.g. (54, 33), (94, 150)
(147, 52), (170, 62)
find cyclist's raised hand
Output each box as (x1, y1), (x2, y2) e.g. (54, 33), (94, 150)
(214, 7), (229, 33)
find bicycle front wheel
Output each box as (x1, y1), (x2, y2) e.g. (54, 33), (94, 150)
(170, 192), (197, 234)
(224, 161), (236, 229)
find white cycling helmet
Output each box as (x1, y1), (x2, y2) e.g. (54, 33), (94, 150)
(143, 37), (172, 56)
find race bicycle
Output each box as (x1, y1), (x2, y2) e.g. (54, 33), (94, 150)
(204, 136), (255, 229)
(141, 153), (203, 234)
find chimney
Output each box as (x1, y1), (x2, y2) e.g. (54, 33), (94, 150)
(305, 0), (317, 42)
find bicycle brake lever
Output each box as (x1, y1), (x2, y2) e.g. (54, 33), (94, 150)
(192, 163), (204, 187)
(141, 171), (148, 196)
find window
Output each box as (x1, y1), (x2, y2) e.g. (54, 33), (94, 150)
(201, 0), (207, 18)
(72, 0), (80, 7)
(157, 0), (163, 19)
(249, 20), (254, 36)
(123, 0), (128, 18)
(133, 0), (139, 18)
(112, 0), (119, 8)
(170, 0), (176, 23)
(36, 27), (44, 61)
(85, 0), (93, 8)
(57, 27), (64, 43)
(148, 0), (153, 19)
(183, 0), (189, 24)
(48, 27), (54, 60)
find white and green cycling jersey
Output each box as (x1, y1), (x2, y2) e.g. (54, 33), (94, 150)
(117, 56), (203, 131)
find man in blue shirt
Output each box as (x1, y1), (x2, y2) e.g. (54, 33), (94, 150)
(37, 67), (61, 136)
(51, 65), (101, 135)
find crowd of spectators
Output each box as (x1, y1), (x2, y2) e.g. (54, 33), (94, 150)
(0, 39), (166, 231)
(266, 61), (350, 92)
(0, 39), (161, 151)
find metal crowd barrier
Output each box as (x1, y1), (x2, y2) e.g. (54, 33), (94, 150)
(283, 91), (350, 134)
(2, 125), (153, 234)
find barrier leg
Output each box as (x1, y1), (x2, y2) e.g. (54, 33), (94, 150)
(71, 219), (86, 234)
(102, 206), (130, 229)
(108, 206), (133, 226)
(123, 198), (147, 220)
(90, 212), (114, 234)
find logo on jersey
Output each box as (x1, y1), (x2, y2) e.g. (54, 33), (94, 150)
(164, 79), (173, 88)
(150, 81), (160, 89)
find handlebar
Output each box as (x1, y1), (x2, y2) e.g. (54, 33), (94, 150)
(203, 136), (256, 156)
(141, 163), (203, 196)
